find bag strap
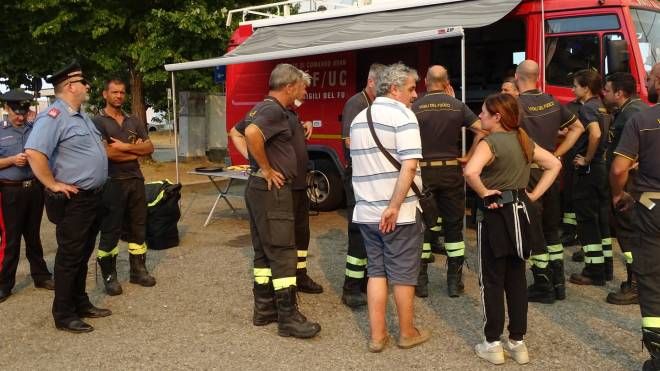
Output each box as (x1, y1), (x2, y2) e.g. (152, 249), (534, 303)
(366, 105), (423, 198)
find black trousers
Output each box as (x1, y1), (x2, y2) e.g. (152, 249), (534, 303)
(560, 157), (577, 233)
(45, 189), (103, 325)
(245, 176), (297, 282)
(292, 189), (310, 273)
(528, 168), (562, 247)
(98, 178), (147, 254)
(573, 162), (610, 269)
(631, 201), (660, 330)
(0, 182), (50, 291)
(421, 165), (465, 261)
(343, 166), (367, 286)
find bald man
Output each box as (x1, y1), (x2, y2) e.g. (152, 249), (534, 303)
(610, 62), (660, 370)
(411, 65), (481, 298)
(514, 60), (584, 304)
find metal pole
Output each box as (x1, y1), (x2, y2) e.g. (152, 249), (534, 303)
(171, 72), (180, 184)
(461, 32), (467, 242)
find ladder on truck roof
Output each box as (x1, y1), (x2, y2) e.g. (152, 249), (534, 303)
(225, 0), (371, 26)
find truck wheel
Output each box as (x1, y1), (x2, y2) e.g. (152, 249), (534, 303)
(307, 159), (344, 211)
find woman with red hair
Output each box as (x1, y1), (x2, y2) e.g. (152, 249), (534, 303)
(464, 93), (562, 365)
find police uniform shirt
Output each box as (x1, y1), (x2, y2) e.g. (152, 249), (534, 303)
(92, 110), (148, 180)
(0, 120), (34, 180)
(341, 91), (371, 161)
(286, 109), (309, 191)
(411, 91), (478, 159)
(572, 96), (609, 160)
(607, 97), (648, 162)
(614, 105), (660, 192)
(24, 99), (108, 190)
(518, 89), (578, 152)
(235, 97), (297, 180)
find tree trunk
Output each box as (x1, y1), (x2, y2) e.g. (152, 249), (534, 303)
(130, 67), (154, 163)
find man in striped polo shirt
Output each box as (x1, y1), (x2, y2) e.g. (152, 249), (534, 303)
(350, 62), (430, 351)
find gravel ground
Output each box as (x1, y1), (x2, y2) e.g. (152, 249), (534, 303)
(0, 180), (647, 370)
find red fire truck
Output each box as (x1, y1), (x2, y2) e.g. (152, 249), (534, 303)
(165, 0), (659, 211)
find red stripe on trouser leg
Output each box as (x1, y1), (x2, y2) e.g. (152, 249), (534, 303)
(0, 192), (6, 272)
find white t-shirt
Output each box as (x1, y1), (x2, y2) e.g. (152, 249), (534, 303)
(350, 96), (423, 224)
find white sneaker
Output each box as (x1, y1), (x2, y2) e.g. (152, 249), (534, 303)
(475, 340), (505, 365)
(502, 338), (529, 365)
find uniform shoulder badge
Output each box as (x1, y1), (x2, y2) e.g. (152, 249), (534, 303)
(48, 108), (61, 118)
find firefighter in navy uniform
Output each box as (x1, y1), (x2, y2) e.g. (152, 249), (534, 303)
(568, 69), (613, 286)
(602, 72), (649, 305)
(411, 65), (481, 298)
(609, 62), (660, 371)
(0, 90), (54, 304)
(92, 78), (156, 296)
(25, 61), (111, 333)
(233, 64), (320, 339)
(340, 63), (385, 308)
(514, 61), (584, 303)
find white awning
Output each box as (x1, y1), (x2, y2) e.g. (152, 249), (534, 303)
(164, 0), (521, 71)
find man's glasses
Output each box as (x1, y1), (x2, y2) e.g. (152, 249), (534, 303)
(68, 78), (89, 86)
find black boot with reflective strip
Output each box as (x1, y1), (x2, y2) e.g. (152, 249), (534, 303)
(129, 253), (156, 287)
(415, 262), (429, 298)
(275, 286), (321, 338)
(528, 265), (555, 304)
(606, 264), (638, 305)
(253, 282), (277, 326)
(549, 260), (566, 300)
(643, 329), (660, 371)
(342, 277), (367, 308)
(446, 256), (464, 298)
(97, 256), (122, 296)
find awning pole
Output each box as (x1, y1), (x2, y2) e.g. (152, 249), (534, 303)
(171, 71), (180, 184)
(461, 31), (467, 239)
(541, 0), (546, 91)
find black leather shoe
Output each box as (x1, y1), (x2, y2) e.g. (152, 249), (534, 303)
(77, 305), (112, 318)
(0, 289), (11, 303)
(34, 278), (55, 290)
(56, 319), (94, 333)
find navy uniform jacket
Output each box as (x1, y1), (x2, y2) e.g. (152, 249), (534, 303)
(0, 120), (34, 181)
(24, 99), (108, 190)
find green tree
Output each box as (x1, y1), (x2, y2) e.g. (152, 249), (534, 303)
(1, 0), (266, 123)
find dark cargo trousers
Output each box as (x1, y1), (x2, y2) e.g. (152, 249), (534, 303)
(292, 189), (311, 274)
(0, 182), (51, 292)
(420, 165), (465, 261)
(343, 166), (367, 293)
(98, 178), (148, 257)
(245, 176), (297, 290)
(572, 162), (611, 280)
(528, 168), (563, 267)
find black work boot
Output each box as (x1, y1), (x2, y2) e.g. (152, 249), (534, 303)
(415, 262), (429, 298)
(129, 253), (156, 287)
(571, 248), (584, 262)
(606, 264), (638, 305)
(342, 277), (367, 308)
(642, 329), (660, 371)
(549, 260), (566, 300)
(569, 264), (605, 286)
(296, 270), (323, 294)
(446, 256), (465, 298)
(560, 230), (578, 247)
(604, 257), (614, 281)
(97, 256), (122, 296)
(275, 286), (321, 338)
(253, 282), (277, 326)
(528, 265), (555, 304)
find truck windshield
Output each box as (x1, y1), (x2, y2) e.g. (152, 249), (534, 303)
(630, 8), (659, 73)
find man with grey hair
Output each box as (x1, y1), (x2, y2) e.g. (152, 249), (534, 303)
(231, 63), (320, 339)
(350, 62), (429, 352)
(340, 63), (385, 308)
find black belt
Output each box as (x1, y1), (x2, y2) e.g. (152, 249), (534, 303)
(0, 179), (37, 188)
(78, 186), (104, 195)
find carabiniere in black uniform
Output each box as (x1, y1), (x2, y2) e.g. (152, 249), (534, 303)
(0, 89), (54, 303)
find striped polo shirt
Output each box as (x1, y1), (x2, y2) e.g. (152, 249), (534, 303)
(350, 96), (423, 224)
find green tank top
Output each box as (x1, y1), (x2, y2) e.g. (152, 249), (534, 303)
(481, 131), (532, 191)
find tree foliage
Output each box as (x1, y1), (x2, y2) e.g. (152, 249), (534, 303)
(0, 0), (267, 121)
